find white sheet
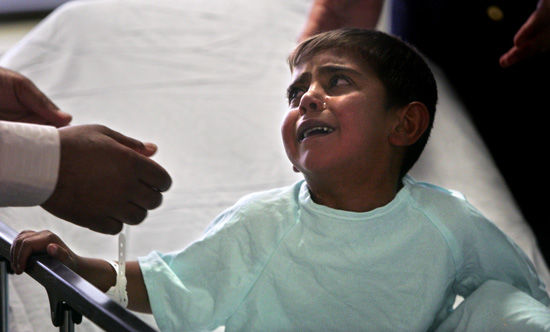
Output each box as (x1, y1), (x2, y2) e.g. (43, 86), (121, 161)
(1, 0), (548, 330)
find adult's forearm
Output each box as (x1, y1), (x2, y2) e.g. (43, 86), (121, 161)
(298, 0), (385, 42)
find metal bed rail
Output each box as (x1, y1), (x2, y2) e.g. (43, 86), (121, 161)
(0, 221), (157, 332)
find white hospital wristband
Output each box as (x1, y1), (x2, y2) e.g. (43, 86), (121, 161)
(105, 260), (128, 308)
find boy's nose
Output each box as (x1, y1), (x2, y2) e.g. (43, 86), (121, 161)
(299, 91), (325, 115)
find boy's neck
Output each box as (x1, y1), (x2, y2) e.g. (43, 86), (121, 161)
(304, 170), (402, 212)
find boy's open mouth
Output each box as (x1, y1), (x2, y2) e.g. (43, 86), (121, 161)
(297, 121), (335, 142)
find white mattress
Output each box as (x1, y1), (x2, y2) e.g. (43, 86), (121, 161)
(1, 0), (548, 330)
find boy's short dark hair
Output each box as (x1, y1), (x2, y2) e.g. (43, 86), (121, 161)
(288, 28), (438, 178)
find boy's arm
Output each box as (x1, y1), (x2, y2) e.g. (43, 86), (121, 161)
(75, 259), (151, 312)
(436, 280), (550, 332)
(126, 261), (151, 312)
(452, 207), (550, 305)
(10, 230), (151, 313)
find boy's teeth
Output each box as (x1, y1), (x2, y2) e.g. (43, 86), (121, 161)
(302, 126), (334, 140)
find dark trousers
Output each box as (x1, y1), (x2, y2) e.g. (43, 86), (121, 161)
(391, 0), (550, 263)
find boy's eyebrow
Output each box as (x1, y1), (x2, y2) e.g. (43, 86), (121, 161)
(317, 64), (362, 76)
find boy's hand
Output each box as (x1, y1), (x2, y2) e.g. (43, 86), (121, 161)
(10, 230), (79, 275)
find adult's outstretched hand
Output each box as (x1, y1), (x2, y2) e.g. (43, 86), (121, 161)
(0, 67), (72, 127)
(41, 125), (172, 234)
(500, 0), (550, 67)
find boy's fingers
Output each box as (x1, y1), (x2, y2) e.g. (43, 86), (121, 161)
(10, 231), (35, 273)
(46, 243), (71, 265)
(10, 231), (65, 274)
(13, 234), (36, 274)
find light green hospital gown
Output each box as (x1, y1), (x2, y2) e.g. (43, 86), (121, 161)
(139, 176), (550, 331)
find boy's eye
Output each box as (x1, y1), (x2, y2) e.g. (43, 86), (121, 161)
(328, 75), (351, 88)
(287, 87), (305, 106)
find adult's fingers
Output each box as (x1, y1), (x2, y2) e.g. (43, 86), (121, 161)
(88, 217), (124, 235)
(45, 125), (171, 233)
(142, 143), (158, 157)
(499, 44), (534, 68)
(6, 113), (67, 126)
(98, 126), (171, 190)
(101, 126), (158, 157)
(135, 154), (172, 192)
(16, 77), (72, 127)
(513, 11), (539, 46)
(112, 203), (148, 226)
(500, 4), (550, 67)
(131, 182), (164, 210)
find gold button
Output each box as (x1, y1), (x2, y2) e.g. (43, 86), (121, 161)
(487, 5), (504, 21)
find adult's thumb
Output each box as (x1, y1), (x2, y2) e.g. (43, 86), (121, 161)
(103, 127), (157, 157)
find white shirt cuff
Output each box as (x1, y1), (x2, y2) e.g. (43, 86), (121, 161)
(0, 121), (60, 206)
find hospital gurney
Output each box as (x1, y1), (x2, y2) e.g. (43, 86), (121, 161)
(0, 221), (155, 331)
(1, 0), (548, 330)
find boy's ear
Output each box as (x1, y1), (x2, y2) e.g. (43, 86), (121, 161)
(388, 101), (430, 147)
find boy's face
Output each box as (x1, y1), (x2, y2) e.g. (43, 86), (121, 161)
(282, 49), (397, 178)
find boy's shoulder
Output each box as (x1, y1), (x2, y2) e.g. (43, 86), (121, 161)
(405, 177), (466, 202)
(402, 176), (509, 259)
(403, 176), (487, 225)
(405, 176), (465, 204)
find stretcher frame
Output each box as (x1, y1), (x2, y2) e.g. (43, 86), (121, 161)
(0, 221), (157, 332)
